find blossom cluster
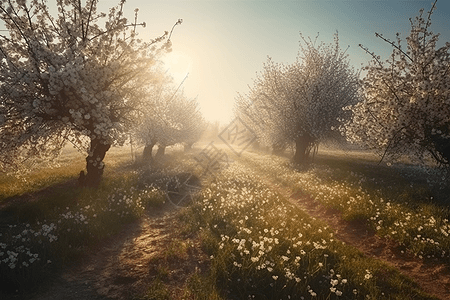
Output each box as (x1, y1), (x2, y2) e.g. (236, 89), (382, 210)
(0, 0), (172, 172)
(134, 83), (205, 158)
(235, 33), (360, 159)
(0, 222), (56, 270)
(342, 3), (450, 167)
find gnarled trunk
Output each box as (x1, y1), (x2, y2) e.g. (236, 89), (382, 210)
(81, 138), (111, 187)
(142, 142), (155, 162)
(293, 135), (316, 164)
(155, 145), (166, 160)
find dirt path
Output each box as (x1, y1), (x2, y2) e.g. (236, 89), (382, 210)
(263, 178), (450, 300)
(19, 204), (205, 300)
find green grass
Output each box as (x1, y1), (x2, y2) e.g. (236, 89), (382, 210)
(240, 150), (450, 264)
(0, 145), (136, 204)
(181, 161), (437, 299)
(0, 146), (170, 294)
(0, 144), (444, 299)
(138, 278), (172, 300)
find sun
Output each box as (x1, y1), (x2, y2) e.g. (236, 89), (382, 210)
(162, 50), (192, 85)
(162, 50), (233, 125)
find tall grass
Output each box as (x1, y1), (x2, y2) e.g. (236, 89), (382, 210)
(0, 146), (169, 294)
(181, 162), (436, 299)
(1, 144), (443, 299)
(240, 150), (450, 263)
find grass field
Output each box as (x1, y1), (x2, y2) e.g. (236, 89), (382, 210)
(0, 146), (166, 292)
(181, 162), (435, 299)
(239, 149), (450, 263)
(0, 143), (448, 299)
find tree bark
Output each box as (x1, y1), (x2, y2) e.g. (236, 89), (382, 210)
(142, 142), (155, 162)
(430, 133), (450, 165)
(155, 145), (166, 160)
(82, 138), (111, 187)
(293, 135), (315, 164)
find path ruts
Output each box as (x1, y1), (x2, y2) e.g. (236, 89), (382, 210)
(240, 158), (450, 300)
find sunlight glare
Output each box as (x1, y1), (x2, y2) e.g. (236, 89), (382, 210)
(163, 50), (191, 86)
(163, 50), (233, 125)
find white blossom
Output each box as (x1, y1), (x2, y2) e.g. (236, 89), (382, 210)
(236, 32), (360, 163)
(342, 1), (450, 168)
(0, 0), (177, 179)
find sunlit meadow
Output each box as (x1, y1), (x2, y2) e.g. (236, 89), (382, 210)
(0, 146), (195, 293)
(240, 150), (450, 264)
(182, 161), (435, 299)
(0, 144), (445, 299)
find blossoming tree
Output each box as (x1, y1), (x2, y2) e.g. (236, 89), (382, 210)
(236, 34), (360, 163)
(0, 0), (180, 186)
(136, 86), (205, 161)
(235, 59), (292, 154)
(341, 1), (450, 167)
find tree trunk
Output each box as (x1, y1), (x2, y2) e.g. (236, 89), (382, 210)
(430, 132), (450, 165)
(155, 145), (166, 160)
(293, 135), (315, 164)
(82, 138), (111, 187)
(142, 142), (155, 162)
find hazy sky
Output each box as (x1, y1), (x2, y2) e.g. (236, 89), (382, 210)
(11, 1), (450, 124)
(116, 0), (449, 124)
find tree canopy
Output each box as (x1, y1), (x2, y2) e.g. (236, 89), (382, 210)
(0, 0), (180, 185)
(236, 33), (360, 163)
(341, 0), (450, 167)
(135, 80), (205, 161)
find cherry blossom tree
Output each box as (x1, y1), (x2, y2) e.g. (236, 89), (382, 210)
(0, 0), (180, 186)
(135, 83), (205, 162)
(235, 65), (291, 155)
(236, 33), (360, 163)
(341, 1), (450, 167)
(179, 99), (205, 151)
